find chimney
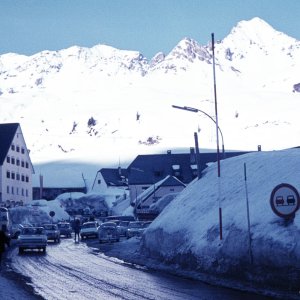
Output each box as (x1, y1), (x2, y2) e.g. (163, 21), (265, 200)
(190, 147), (196, 163)
(118, 166), (122, 176)
(257, 145), (262, 151)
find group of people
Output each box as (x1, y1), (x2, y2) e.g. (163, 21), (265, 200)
(0, 229), (10, 269)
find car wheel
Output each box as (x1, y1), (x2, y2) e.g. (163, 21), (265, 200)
(18, 247), (24, 254)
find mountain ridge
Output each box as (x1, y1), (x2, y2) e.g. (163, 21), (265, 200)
(0, 17), (299, 170)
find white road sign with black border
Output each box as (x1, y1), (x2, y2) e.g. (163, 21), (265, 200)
(270, 183), (300, 218)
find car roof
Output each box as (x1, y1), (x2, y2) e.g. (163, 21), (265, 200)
(101, 222), (117, 226)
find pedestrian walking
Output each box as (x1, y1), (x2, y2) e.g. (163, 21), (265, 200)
(0, 229), (10, 269)
(73, 218), (81, 243)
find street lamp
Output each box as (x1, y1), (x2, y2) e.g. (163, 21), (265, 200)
(172, 105), (225, 158)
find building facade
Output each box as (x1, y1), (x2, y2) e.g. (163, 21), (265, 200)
(0, 123), (34, 206)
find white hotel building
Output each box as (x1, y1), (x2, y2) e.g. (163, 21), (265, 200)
(0, 123), (34, 206)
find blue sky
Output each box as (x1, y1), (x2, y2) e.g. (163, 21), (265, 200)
(1, 0), (300, 59)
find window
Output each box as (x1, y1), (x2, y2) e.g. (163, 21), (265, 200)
(172, 164), (181, 177)
(25, 176), (29, 183)
(16, 173), (20, 181)
(25, 162), (29, 168)
(21, 160), (25, 167)
(11, 172), (15, 180)
(16, 188), (19, 195)
(16, 159), (20, 166)
(26, 190), (28, 197)
(21, 148), (25, 154)
(21, 188), (24, 196)
(11, 144), (15, 151)
(7, 186), (9, 194)
(21, 175), (25, 182)
(6, 171), (10, 179)
(11, 187), (14, 195)
(11, 157), (15, 164)
(6, 156), (10, 163)
(16, 146), (20, 152)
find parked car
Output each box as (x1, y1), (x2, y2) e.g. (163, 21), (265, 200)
(11, 224), (24, 239)
(43, 224), (60, 243)
(116, 221), (130, 237)
(18, 227), (47, 254)
(126, 221), (145, 239)
(57, 222), (72, 238)
(80, 221), (99, 239)
(98, 222), (120, 243)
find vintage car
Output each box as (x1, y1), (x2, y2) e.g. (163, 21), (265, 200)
(80, 221), (99, 239)
(43, 224), (60, 243)
(126, 221), (145, 239)
(18, 227), (47, 254)
(57, 222), (72, 238)
(98, 222), (120, 243)
(116, 221), (130, 237)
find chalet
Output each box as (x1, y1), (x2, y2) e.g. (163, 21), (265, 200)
(0, 123), (34, 207)
(127, 148), (248, 204)
(91, 167), (128, 192)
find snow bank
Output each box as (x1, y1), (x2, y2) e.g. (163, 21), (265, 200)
(141, 148), (300, 293)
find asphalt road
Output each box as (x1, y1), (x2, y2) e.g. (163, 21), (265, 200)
(5, 237), (274, 300)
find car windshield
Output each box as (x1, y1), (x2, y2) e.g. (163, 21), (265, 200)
(22, 227), (44, 235)
(128, 222), (143, 228)
(82, 223), (96, 228)
(58, 223), (70, 228)
(101, 222), (116, 228)
(44, 225), (57, 230)
(119, 221), (129, 226)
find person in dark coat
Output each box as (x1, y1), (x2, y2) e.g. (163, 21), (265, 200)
(73, 218), (81, 243)
(0, 230), (10, 268)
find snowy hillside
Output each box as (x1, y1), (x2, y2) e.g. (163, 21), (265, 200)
(0, 17), (299, 175)
(140, 148), (300, 296)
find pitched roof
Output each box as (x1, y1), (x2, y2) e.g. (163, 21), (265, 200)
(127, 151), (249, 185)
(0, 123), (19, 165)
(135, 175), (185, 205)
(100, 168), (128, 187)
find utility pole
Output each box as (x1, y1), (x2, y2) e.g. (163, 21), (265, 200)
(194, 132), (201, 179)
(212, 33), (222, 240)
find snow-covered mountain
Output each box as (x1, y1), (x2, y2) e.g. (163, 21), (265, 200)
(0, 17), (299, 172)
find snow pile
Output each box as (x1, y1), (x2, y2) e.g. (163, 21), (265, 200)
(8, 189), (132, 226)
(149, 192), (179, 213)
(9, 205), (52, 225)
(141, 148), (300, 292)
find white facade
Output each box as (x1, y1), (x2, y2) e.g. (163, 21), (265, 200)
(0, 125), (33, 206)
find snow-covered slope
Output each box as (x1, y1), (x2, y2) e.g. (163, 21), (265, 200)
(0, 17), (299, 171)
(140, 148), (300, 296)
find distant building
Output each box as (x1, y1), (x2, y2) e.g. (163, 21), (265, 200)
(0, 123), (34, 206)
(91, 167), (128, 192)
(127, 148), (248, 205)
(32, 186), (86, 201)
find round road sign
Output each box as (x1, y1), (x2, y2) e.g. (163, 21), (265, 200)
(270, 183), (300, 218)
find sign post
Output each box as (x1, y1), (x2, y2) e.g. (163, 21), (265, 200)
(270, 183), (300, 219)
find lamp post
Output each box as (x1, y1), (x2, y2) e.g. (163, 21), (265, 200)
(172, 105), (225, 158)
